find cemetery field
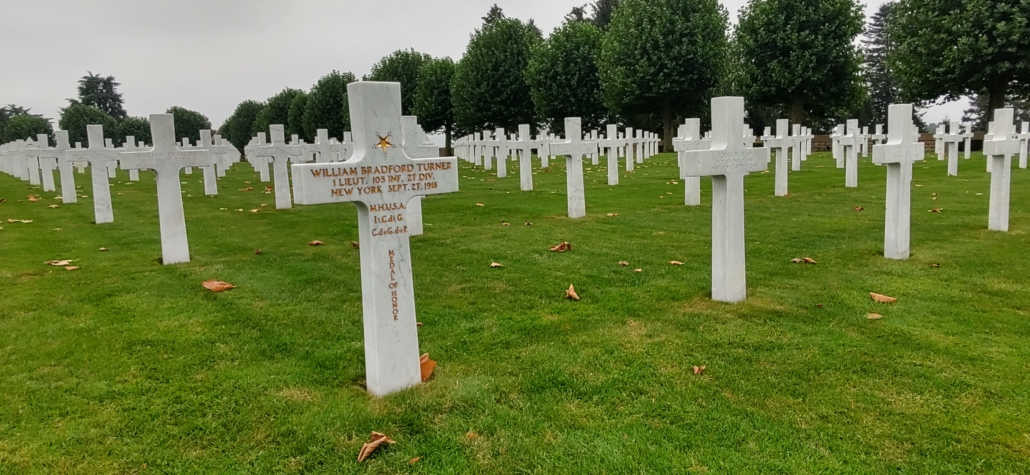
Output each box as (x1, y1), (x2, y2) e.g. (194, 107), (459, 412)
(3, 152), (1030, 474)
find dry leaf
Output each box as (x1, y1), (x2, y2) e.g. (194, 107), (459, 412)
(693, 365), (706, 375)
(867, 313), (884, 320)
(550, 241), (572, 252)
(48, 204), (60, 209)
(793, 257), (817, 264)
(65, 266), (80, 271)
(870, 292), (897, 304)
(309, 240), (324, 246)
(669, 261), (684, 266)
(501, 222), (510, 226)
(476, 203), (485, 207)
(255, 249), (262, 255)
(27, 195), (39, 202)
(249, 209), (259, 213)
(930, 263), (940, 268)
(98, 247), (108, 252)
(565, 284), (580, 301)
(240, 187), (254, 191)
(7, 219), (32, 223)
(260, 203), (268, 207)
(634, 269), (642, 273)
(618, 261), (629, 267)
(420, 353), (436, 382)
(490, 262), (503, 268)
(409, 457), (421, 465)
(525, 222), (532, 226)
(45, 260), (75, 266)
(202, 280), (236, 292)
(0, 199), (6, 203)
(929, 208), (943, 213)
(350, 241), (360, 249)
(357, 432), (397, 462)
(606, 213), (619, 217)
(854, 206), (864, 211)
(416, 322), (423, 328)
(804, 257), (817, 264)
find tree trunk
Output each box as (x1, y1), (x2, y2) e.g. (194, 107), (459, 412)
(662, 98), (673, 153)
(789, 97), (806, 126)
(444, 124), (453, 157)
(987, 83), (1008, 123)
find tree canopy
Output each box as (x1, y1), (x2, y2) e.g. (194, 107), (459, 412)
(890, 0), (1030, 120)
(116, 116), (152, 146)
(735, 0), (865, 125)
(223, 100), (265, 151)
(288, 92), (309, 142)
(303, 71), (355, 141)
(0, 104), (39, 141)
(365, 49), (432, 116)
(253, 88), (303, 140)
(74, 72), (127, 121)
(526, 21), (607, 132)
(413, 57), (456, 152)
(166, 106), (212, 144)
(59, 103), (118, 147)
(1, 115), (53, 145)
(452, 18), (540, 133)
(599, 0), (729, 149)
(863, 2), (899, 126)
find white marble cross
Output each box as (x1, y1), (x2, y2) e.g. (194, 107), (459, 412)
(516, 124), (534, 191)
(962, 124), (974, 159)
(674, 118), (703, 206)
(984, 109), (1020, 232)
(247, 133), (272, 182)
(765, 119), (791, 196)
(198, 130), (220, 195)
(45, 131), (77, 204)
(933, 122), (946, 158)
(790, 124), (803, 171)
(123, 136), (141, 181)
(401, 116), (440, 237)
(1017, 122), (1029, 169)
(682, 97), (770, 303)
(599, 124), (622, 186)
(25, 134), (58, 192)
(624, 127), (635, 171)
(832, 124), (845, 168)
(209, 135), (240, 176)
(494, 128), (508, 178)
(119, 115), (215, 264)
(250, 125), (303, 209)
(550, 118), (598, 219)
(872, 104), (924, 260)
(66, 125), (119, 223)
(104, 138), (120, 179)
(841, 120), (862, 188)
(942, 121), (963, 176)
(292, 82), (459, 397)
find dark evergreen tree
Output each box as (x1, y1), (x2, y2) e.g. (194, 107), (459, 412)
(75, 72), (127, 121)
(482, 4), (505, 25)
(365, 49), (432, 116)
(863, 2), (899, 126)
(413, 57), (457, 154)
(565, 5), (590, 22)
(224, 100), (265, 151)
(590, 0), (621, 29)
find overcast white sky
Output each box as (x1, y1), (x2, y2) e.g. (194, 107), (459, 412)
(1, 0), (966, 133)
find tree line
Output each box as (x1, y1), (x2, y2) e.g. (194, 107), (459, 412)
(3, 0), (1027, 151)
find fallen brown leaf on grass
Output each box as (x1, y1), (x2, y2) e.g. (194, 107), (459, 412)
(65, 266), (79, 271)
(45, 260), (75, 266)
(416, 322), (423, 328)
(466, 431), (479, 440)
(27, 195), (39, 202)
(420, 353), (436, 382)
(618, 261), (629, 267)
(476, 203), (485, 207)
(606, 213), (619, 217)
(255, 249), (262, 255)
(48, 204), (59, 209)
(309, 240), (324, 246)
(350, 241), (360, 249)
(501, 222), (510, 226)
(98, 247), (108, 252)
(930, 263), (940, 268)
(565, 284), (580, 301)
(409, 457), (421, 465)
(929, 208), (943, 213)
(550, 241), (573, 252)
(854, 206), (864, 211)
(7, 219), (32, 223)
(240, 187), (254, 192)
(693, 365), (706, 375)
(792, 257), (818, 264)
(867, 313), (884, 320)
(669, 261), (684, 266)
(249, 209), (259, 213)
(870, 292), (897, 304)
(634, 269), (642, 273)
(490, 262), (503, 268)
(357, 432), (397, 462)
(0, 199), (6, 203)
(202, 280), (236, 292)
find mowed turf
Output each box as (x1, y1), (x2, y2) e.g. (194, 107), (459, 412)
(1, 150), (1029, 474)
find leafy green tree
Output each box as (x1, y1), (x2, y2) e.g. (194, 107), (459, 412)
(483, 4), (505, 25)
(1, 115), (53, 144)
(0, 104), (38, 140)
(962, 93), (1030, 131)
(452, 18), (539, 133)
(116, 116), (152, 145)
(863, 2), (899, 126)
(735, 0), (864, 126)
(365, 49), (432, 116)
(166, 106), (211, 144)
(59, 103), (118, 146)
(591, 0), (621, 29)
(526, 21), (607, 132)
(223, 100), (265, 151)
(414, 57), (457, 153)
(252, 88), (303, 139)
(288, 92), (309, 141)
(303, 70), (356, 141)
(599, 0), (728, 149)
(74, 72), (127, 121)
(891, 0), (1030, 121)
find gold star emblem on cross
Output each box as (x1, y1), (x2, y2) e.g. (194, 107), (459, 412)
(376, 134), (393, 153)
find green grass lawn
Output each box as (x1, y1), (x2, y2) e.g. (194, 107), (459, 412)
(1, 150), (1029, 474)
